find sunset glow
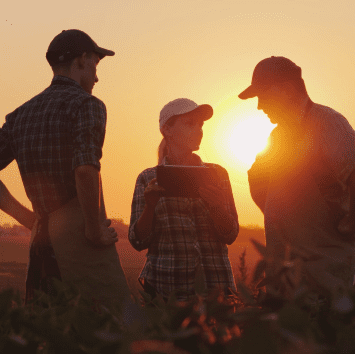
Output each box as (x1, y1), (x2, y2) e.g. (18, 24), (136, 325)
(200, 100), (275, 173)
(1, 0), (355, 229)
(228, 115), (275, 166)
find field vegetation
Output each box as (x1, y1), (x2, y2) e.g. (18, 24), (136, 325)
(0, 221), (264, 299)
(1, 222), (354, 353)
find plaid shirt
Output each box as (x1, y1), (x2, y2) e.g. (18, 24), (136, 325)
(0, 76), (106, 217)
(129, 155), (238, 300)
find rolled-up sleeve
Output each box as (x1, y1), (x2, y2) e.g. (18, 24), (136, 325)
(0, 121), (15, 171)
(216, 166), (239, 245)
(72, 97), (107, 171)
(128, 172), (155, 251)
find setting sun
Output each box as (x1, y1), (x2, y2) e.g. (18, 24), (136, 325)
(228, 115), (275, 166)
(201, 99), (276, 172)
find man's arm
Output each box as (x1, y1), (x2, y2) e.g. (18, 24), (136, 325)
(247, 130), (275, 214)
(0, 121), (15, 171)
(0, 121), (34, 228)
(99, 174), (107, 221)
(72, 98), (116, 246)
(75, 165), (101, 243)
(0, 181), (35, 230)
(75, 165), (117, 247)
(248, 165), (270, 214)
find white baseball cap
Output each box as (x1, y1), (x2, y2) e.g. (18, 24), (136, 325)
(159, 98), (213, 132)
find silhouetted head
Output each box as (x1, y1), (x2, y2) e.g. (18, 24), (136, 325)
(46, 29), (115, 94)
(239, 56), (308, 125)
(158, 98), (213, 163)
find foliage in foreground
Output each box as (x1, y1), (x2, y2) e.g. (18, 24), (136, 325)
(1, 240), (355, 353)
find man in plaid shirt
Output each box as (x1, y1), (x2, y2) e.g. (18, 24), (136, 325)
(0, 30), (130, 307)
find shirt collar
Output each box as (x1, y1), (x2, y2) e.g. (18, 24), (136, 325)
(161, 153), (204, 166)
(295, 97), (311, 125)
(50, 75), (84, 90)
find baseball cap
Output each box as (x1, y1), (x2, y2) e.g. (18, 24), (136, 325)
(159, 98), (213, 131)
(46, 29), (115, 66)
(239, 56), (302, 100)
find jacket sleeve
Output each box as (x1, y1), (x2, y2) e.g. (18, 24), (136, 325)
(128, 171), (155, 251)
(247, 129), (279, 213)
(72, 97), (107, 171)
(0, 121), (15, 171)
(248, 154), (270, 214)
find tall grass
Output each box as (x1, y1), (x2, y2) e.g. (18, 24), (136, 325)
(1, 238), (355, 353)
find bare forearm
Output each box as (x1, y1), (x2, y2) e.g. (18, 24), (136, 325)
(0, 181), (35, 229)
(99, 175), (107, 221)
(135, 205), (156, 241)
(75, 165), (101, 238)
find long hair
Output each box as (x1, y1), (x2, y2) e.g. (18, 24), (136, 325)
(157, 116), (178, 164)
(158, 138), (168, 165)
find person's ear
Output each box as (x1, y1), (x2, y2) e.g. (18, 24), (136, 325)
(77, 52), (88, 69)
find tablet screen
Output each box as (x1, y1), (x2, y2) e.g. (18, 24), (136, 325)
(156, 165), (219, 198)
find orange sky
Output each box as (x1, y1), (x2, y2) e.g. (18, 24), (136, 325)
(1, 0), (355, 227)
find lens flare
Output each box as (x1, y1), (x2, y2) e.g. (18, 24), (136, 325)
(228, 116), (275, 167)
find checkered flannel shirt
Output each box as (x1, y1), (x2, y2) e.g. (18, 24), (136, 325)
(128, 155), (238, 300)
(0, 75), (107, 217)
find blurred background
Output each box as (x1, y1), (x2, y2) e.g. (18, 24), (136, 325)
(1, 0), (354, 228)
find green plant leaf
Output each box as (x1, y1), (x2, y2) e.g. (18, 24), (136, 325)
(250, 238), (267, 258)
(236, 282), (256, 305)
(252, 259), (267, 284)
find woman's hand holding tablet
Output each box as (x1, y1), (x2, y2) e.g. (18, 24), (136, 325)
(144, 178), (165, 208)
(156, 165), (219, 198)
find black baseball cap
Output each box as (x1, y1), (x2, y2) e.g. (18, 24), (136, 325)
(238, 56), (302, 100)
(46, 29), (115, 66)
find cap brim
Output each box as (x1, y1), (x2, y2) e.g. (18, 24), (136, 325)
(238, 85), (259, 100)
(193, 104), (214, 120)
(95, 46), (115, 59)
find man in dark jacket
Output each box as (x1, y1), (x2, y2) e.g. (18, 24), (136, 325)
(239, 56), (355, 296)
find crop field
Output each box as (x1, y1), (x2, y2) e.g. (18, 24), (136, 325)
(0, 222), (264, 301)
(1, 223), (354, 354)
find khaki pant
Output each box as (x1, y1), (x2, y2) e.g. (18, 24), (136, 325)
(30, 197), (131, 311)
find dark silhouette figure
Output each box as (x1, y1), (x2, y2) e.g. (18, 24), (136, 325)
(239, 56), (355, 296)
(0, 30), (131, 309)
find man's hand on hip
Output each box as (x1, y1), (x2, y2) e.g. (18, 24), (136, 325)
(86, 219), (118, 247)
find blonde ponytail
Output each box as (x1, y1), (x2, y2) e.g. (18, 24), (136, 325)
(158, 138), (168, 164)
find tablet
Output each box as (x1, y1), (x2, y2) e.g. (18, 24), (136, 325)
(156, 165), (219, 198)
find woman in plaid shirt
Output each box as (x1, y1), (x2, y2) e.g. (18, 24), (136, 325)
(129, 98), (239, 301)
